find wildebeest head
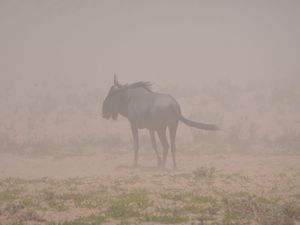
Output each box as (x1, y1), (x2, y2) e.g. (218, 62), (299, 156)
(102, 75), (124, 120)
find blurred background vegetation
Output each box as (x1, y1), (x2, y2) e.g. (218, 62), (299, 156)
(0, 77), (299, 157)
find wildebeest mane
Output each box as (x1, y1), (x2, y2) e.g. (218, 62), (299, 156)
(125, 81), (153, 92)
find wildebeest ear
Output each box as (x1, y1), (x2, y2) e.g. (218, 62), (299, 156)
(114, 74), (121, 87)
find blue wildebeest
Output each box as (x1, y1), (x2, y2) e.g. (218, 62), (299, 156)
(102, 76), (218, 169)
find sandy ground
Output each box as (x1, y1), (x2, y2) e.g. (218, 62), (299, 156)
(0, 150), (299, 179)
(0, 150), (299, 225)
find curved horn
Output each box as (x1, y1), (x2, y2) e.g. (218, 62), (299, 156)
(114, 74), (120, 87)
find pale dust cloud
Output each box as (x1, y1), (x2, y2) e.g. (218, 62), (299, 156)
(0, 2), (300, 224)
(0, 0), (300, 225)
(0, 0), (299, 163)
(0, 0), (300, 168)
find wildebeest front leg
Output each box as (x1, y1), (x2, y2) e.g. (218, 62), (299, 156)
(131, 125), (139, 167)
(157, 127), (169, 169)
(149, 129), (162, 167)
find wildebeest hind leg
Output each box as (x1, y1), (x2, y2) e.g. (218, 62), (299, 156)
(157, 127), (169, 169)
(149, 129), (161, 167)
(169, 122), (178, 170)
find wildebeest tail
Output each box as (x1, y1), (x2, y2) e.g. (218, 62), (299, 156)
(179, 114), (219, 131)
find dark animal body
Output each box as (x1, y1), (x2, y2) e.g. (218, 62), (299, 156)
(102, 76), (218, 169)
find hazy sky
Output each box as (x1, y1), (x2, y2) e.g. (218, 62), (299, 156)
(1, 0), (300, 87)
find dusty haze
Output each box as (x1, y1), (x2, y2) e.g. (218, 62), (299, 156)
(0, 1), (300, 225)
(1, 0), (299, 157)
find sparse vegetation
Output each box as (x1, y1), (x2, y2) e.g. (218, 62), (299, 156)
(193, 166), (216, 179)
(54, 214), (106, 225)
(0, 168), (299, 225)
(0, 187), (23, 203)
(143, 214), (189, 224)
(107, 189), (151, 218)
